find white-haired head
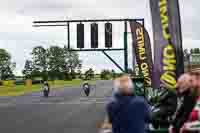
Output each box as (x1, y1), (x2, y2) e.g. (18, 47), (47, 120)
(113, 75), (134, 94)
(176, 73), (192, 93)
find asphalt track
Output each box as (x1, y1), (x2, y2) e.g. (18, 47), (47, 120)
(0, 80), (113, 133)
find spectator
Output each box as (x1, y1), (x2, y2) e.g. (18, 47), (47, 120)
(151, 85), (177, 128)
(189, 72), (199, 95)
(169, 73), (197, 133)
(180, 72), (200, 133)
(106, 74), (151, 133)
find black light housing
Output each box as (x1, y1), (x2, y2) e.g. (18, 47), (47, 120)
(77, 23), (84, 48)
(91, 23), (98, 48)
(105, 22), (112, 48)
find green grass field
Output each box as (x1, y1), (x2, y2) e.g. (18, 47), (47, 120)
(0, 79), (97, 97)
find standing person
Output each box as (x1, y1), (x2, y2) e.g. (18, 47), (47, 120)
(100, 78), (121, 133)
(106, 74), (151, 133)
(169, 73), (197, 133)
(179, 72), (200, 133)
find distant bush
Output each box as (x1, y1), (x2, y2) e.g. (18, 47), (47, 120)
(32, 80), (42, 84)
(84, 68), (94, 80)
(0, 79), (42, 86)
(100, 70), (112, 80)
(15, 80), (25, 85)
(64, 73), (73, 81)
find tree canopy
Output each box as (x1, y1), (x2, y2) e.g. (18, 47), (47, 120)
(23, 46), (82, 80)
(0, 49), (15, 80)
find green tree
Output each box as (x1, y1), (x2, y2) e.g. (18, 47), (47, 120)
(63, 46), (82, 79)
(47, 46), (65, 80)
(194, 48), (200, 54)
(190, 49), (194, 54)
(84, 68), (94, 80)
(22, 60), (33, 79)
(31, 46), (48, 80)
(0, 49), (15, 80)
(111, 69), (116, 79)
(100, 69), (111, 80)
(190, 48), (200, 54)
(77, 64), (82, 79)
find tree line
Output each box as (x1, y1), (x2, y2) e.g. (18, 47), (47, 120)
(0, 46), (120, 81)
(184, 48), (200, 55)
(190, 48), (200, 54)
(184, 48), (200, 61)
(22, 45), (83, 80)
(2, 47), (199, 81)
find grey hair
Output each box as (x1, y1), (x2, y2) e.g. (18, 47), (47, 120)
(113, 76), (134, 93)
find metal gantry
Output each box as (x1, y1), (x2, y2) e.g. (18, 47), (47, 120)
(33, 18), (144, 73)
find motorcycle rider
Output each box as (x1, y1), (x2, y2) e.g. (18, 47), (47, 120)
(82, 81), (90, 97)
(43, 81), (50, 97)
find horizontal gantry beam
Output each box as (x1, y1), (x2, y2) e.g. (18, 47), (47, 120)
(33, 18), (144, 24)
(33, 24), (68, 27)
(68, 48), (124, 52)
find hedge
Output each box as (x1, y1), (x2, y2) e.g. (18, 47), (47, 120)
(0, 80), (42, 86)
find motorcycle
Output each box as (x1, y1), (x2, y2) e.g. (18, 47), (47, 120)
(42, 82), (50, 97)
(82, 82), (90, 97)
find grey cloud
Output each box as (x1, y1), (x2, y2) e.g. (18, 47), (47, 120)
(182, 20), (200, 40)
(0, 30), (67, 41)
(179, 0), (200, 41)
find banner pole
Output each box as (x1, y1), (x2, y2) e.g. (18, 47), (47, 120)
(124, 21), (128, 73)
(67, 22), (70, 49)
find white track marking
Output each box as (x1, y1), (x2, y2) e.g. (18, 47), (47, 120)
(0, 98), (107, 107)
(100, 129), (112, 133)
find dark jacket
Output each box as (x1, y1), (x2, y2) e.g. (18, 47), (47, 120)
(106, 93), (150, 133)
(151, 88), (177, 128)
(171, 90), (196, 133)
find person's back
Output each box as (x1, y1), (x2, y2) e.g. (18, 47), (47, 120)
(106, 74), (150, 133)
(107, 94), (150, 133)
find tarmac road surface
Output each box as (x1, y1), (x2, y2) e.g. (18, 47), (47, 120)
(0, 80), (113, 133)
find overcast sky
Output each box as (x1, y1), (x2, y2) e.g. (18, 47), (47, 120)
(0, 0), (199, 75)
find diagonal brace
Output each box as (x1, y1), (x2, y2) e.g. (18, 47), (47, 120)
(102, 50), (125, 73)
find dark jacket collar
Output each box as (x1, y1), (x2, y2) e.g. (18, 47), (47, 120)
(114, 92), (135, 100)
